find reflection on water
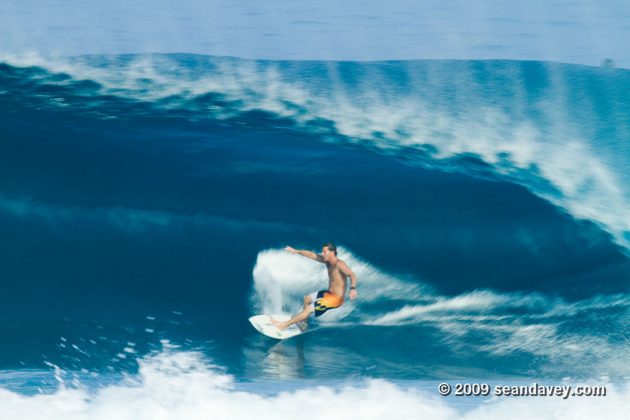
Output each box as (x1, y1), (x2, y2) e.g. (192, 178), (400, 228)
(261, 340), (306, 378)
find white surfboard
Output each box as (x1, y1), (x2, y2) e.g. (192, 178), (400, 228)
(248, 314), (306, 340)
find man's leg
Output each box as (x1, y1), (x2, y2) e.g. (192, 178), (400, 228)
(270, 294), (314, 331)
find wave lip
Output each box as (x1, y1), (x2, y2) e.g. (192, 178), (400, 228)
(2, 53), (629, 250)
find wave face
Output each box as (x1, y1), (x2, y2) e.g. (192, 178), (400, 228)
(0, 53), (629, 412)
(3, 53), (630, 246)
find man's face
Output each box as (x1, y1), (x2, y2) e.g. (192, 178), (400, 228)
(321, 246), (334, 261)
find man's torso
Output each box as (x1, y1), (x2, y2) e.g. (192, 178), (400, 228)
(326, 260), (347, 298)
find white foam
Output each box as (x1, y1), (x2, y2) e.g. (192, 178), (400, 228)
(0, 349), (627, 420)
(368, 288), (630, 376)
(365, 290), (630, 326)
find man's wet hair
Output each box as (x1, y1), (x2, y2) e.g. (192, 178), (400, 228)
(322, 242), (337, 256)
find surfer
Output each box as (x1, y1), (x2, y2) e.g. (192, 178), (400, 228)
(270, 243), (357, 331)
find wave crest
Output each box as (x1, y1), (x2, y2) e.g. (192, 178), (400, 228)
(2, 53), (629, 249)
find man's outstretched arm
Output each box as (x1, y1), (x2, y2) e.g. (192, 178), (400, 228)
(285, 246), (325, 263)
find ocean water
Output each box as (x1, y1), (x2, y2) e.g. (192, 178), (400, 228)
(0, 53), (629, 418)
(3, 0), (630, 67)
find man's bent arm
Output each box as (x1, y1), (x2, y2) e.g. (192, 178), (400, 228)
(338, 261), (357, 288)
(337, 261), (358, 300)
(285, 246), (325, 263)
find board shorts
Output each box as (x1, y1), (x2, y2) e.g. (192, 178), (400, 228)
(309, 290), (344, 317)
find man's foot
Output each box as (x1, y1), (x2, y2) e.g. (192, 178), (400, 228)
(269, 316), (287, 331)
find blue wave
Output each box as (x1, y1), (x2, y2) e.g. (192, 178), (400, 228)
(2, 54), (629, 244)
(0, 54), (628, 380)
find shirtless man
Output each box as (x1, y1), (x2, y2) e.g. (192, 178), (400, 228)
(270, 243), (357, 331)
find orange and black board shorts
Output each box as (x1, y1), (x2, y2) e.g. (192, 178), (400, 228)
(309, 290), (343, 317)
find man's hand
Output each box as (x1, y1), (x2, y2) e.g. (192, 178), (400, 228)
(285, 246), (298, 254)
(349, 289), (357, 300)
